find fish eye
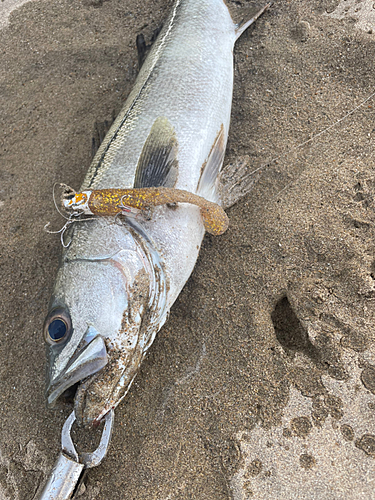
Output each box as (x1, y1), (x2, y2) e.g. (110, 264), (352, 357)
(43, 307), (72, 345)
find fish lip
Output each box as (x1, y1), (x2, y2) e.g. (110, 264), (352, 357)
(46, 327), (108, 407)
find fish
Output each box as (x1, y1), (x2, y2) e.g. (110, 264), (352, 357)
(43, 0), (271, 427)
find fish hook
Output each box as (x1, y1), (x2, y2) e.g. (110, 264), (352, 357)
(44, 183), (97, 247)
(44, 212), (80, 248)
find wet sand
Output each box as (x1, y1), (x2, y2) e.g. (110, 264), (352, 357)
(1, 0), (375, 498)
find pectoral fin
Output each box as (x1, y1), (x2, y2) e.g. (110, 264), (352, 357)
(134, 116), (179, 188)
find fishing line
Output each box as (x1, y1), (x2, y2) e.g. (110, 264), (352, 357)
(44, 215), (78, 248)
(52, 183), (74, 221)
(246, 88), (375, 180)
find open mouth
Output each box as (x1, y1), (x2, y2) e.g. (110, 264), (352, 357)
(57, 382), (79, 403)
(46, 327), (108, 407)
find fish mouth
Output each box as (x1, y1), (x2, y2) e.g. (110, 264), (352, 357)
(46, 327), (108, 407)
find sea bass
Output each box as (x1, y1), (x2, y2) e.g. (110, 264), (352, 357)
(44, 0), (270, 427)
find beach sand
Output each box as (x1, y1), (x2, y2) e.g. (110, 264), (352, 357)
(1, 0), (375, 498)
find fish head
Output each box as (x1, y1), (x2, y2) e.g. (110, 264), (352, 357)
(44, 219), (165, 427)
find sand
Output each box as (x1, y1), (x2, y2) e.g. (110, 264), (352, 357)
(1, 0), (375, 498)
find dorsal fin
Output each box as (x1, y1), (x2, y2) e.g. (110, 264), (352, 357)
(91, 112), (116, 159)
(197, 124), (226, 203)
(134, 116), (178, 188)
(136, 25), (163, 70)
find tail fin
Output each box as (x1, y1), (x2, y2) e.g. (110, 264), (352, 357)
(235, 3), (272, 41)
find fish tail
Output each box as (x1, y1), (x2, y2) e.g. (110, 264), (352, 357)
(234, 3), (272, 41)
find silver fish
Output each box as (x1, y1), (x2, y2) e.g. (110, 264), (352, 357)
(44, 0), (270, 427)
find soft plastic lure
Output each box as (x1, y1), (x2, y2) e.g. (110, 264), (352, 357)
(62, 186), (229, 236)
